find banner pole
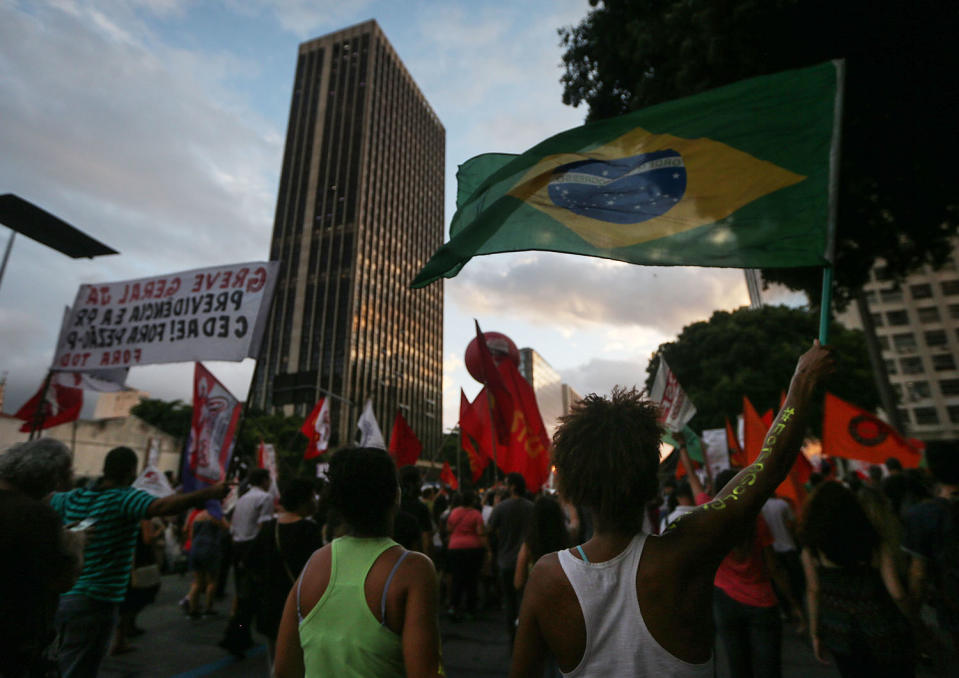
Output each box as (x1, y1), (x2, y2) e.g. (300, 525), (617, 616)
(819, 60), (845, 346)
(819, 266), (834, 345)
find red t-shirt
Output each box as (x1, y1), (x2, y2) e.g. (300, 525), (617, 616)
(713, 516), (777, 608)
(447, 506), (484, 550)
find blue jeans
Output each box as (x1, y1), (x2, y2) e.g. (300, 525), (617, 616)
(713, 587), (781, 678)
(55, 594), (118, 678)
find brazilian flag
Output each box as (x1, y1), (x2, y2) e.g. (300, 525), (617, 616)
(412, 61), (841, 288)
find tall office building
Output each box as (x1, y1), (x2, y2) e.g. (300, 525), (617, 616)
(249, 20), (444, 455)
(837, 241), (959, 442)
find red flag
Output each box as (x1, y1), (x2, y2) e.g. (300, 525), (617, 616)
(182, 363), (242, 490)
(726, 417), (747, 467)
(301, 398), (331, 460)
(14, 378), (83, 433)
(474, 321), (514, 445)
(497, 358), (551, 493)
(775, 451), (812, 505)
(459, 390), (491, 483)
(388, 410), (422, 467)
(822, 392), (922, 468)
(761, 409), (774, 429)
(440, 461), (459, 490)
(743, 396), (768, 465)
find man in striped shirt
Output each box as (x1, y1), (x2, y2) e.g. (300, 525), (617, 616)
(50, 446), (229, 678)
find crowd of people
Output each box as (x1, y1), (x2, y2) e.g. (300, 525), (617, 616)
(1, 341), (958, 677)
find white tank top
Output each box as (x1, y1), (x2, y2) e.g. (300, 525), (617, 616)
(557, 533), (714, 677)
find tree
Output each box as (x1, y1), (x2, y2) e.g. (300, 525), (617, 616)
(130, 398), (193, 440)
(559, 0), (958, 308)
(644, 306), (878, 433)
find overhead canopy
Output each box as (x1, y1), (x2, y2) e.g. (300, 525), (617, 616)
(0, 193), (118, 258)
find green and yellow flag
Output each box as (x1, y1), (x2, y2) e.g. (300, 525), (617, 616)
(411, 61), (841, 288)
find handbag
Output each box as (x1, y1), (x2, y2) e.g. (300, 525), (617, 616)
(131, 563), (161, 588)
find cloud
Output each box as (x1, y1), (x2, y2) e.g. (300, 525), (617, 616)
(559, 357), (653, 398)
(448, 252), (750, 336)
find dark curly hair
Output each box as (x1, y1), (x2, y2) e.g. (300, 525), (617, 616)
(552, 387), (661, 534)
(798, 481), (878, 567)
(279, 478), (316, 512)
(327, 447), (398, 536)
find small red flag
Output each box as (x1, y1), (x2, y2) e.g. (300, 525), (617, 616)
(14, 378), (82, 433)
(822, 392), (922, 468)
(440, 461), (459, 490)
(388, 410), (422, 467)
(301, 398), (331, 460)
(459, 390), (491, 483)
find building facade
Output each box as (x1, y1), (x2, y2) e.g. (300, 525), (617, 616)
(249, 21), (444, 455)
(837, 243), (959, 442)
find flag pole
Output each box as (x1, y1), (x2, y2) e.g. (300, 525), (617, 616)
(28, 369), (54, 441)
(819, 59), (845, 345)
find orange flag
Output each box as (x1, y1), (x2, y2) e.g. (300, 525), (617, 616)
(743, 396), (768, 465)
(822, 392), (922, 468)
(440, 461), (459, 490)
(388, 410), (422, 467)
(726, 417), (747, 467)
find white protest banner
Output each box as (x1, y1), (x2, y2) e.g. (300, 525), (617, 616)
(357, 399), (386, 449)
(133, 465), (175, 497)
(649, 357), (697, 432)
(701, 428), (731, 478)
(52, 261), (278, 371)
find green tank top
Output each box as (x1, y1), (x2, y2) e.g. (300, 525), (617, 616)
(299, 536), (406, 678)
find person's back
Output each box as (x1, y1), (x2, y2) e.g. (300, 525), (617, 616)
(510, 342), (835, 677)
(298, 537), (407, 677)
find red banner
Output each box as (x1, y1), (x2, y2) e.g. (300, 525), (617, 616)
(301, 398), (331, 460)
(181, 363), (242, 491)
(388, 410), (422, 467)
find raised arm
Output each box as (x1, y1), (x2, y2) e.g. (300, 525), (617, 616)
(146, 483), (230, 518)
(667, 341), (835, 567)
(677, 438), (705, 498)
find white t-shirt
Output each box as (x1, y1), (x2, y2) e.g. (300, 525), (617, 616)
(761, 497), (797, 553)
(230, 485), (274, 542)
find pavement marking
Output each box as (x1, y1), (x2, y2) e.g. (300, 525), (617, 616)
(170, 645), (266, 678)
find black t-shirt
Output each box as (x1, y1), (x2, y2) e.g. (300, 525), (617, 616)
(489, 496), (534, 570)
(0, 490), (75, 672)
(245, 518), (323, 639)
(401, 494), (432, 534)
(393, 510), (421, 550)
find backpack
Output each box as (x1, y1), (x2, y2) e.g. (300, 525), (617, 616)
(934, 497), (959, 613)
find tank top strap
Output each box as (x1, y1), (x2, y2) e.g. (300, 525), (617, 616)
(380, 550), (411, 625)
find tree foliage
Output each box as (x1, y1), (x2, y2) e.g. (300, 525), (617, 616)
(559, 0), (958, 307)
(644, 306), (878, 433)
(130, 398), (193, 440)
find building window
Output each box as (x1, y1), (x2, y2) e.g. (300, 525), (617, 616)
(918, 306), (941, 322)
(933, 354), (957, 371)
(901, 357), (924, 375)
(886, 359), (898, 375)
(941, 379), (959, 396)
(893, 333), (917, 352)
(891, 383), (903, 399)
(886, 310), (909, 326)
(914, 407), (940, 425)
(949, 406), (959, 424)
(865, 289), (878, 304)
(910, 283), (933, 300)
(906, 381), (931, 400)
(879, 335), (891, 350)
(898, 409), (911, 425)
(880, 287), (903, 303)
(925, 329), (948, 347)
(942, 280), (959, 296)
(871, 313), (884, 327)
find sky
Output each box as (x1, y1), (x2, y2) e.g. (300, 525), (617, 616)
(0, 0), (802, 432)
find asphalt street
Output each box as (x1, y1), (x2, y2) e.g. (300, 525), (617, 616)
(97, 572), (906, 677)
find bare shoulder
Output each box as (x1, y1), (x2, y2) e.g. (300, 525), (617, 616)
(526, 552), (570, 600)
(401, 550), (436, 580)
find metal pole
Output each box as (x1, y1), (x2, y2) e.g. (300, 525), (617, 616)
(29, 369), (54, 440)
(0, 231), (14, 294)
